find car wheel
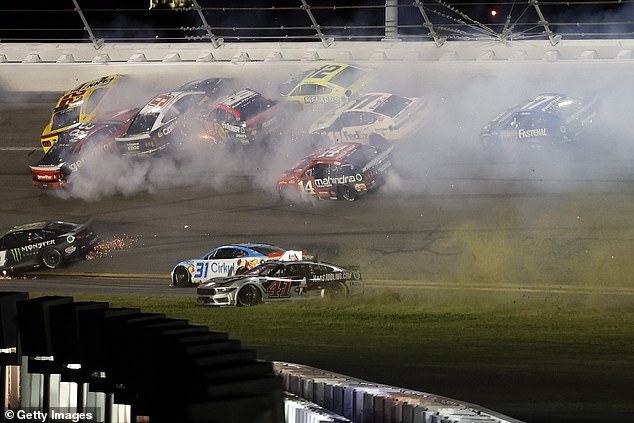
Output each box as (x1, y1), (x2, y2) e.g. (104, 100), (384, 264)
(369, 134), (389, 150)
(236, 285), (262, 307)
(337, 185), (358, 202)
(324, 282), (349, 299)
(173, 266), (191, 287)
(41, 248), (63, 269)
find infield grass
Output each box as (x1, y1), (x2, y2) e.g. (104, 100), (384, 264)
(65, 289), (634, 423)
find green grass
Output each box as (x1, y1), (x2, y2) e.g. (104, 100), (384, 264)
(58, 291), (634, 423)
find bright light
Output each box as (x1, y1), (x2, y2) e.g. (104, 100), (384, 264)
(490, 10), (498, 17)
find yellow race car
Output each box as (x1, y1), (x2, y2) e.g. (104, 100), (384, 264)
(281, 63), (370, 107)
(40, 74), (125, 153)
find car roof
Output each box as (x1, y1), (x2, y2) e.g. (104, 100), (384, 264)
(3, 221), (76, 235)
(217, 88), (264, 109)
(311, 142), (363, 163)
(54, 74), (123, 111)
(345, 92), (393, 111)
(300, 63), (363, 85)
(214, 243), (278, 250)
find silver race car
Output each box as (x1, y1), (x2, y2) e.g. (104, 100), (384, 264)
(196, 260), (363, 306)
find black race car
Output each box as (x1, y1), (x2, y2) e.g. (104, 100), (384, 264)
(0, 221), (98, 274)
(199, 88), (283, 146)
(196, 260), (363, 307)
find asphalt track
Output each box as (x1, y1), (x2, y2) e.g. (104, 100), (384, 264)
(2, 93), (634, 423)
(2, 96), (634, 304)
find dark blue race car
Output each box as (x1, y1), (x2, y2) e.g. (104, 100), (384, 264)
(481, 93), (598, 150)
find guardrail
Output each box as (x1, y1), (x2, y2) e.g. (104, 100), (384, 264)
(0, 1), (632, 47)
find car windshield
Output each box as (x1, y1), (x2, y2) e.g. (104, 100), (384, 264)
(251, 245), (286, 255)
(345, 145), (379, 167)
(127, 112), (159, 135)
(329, 66), (365, 89)
(236, 95), (275, 120)
(373, 95), (411, 118)
(546, 97), (585, 117)
(45, 221), (76, 233)
(52, 107), (81, 130)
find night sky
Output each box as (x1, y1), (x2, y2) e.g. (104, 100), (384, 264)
(0, 1), (631, 43)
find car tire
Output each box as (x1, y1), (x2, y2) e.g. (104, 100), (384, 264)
(236, 284), (262, 307)
(369, 134), (389, 150)
(41, 248), (63, 269)
(337, 185), (358, 202)
(324, 282), (349, 299)
(173, 266), (191, 287)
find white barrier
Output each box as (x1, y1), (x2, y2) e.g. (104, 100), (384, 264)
(1, 40), (633, 92)
(274, 362), (524, 423)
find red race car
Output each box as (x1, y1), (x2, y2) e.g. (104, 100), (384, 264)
(30, 108), (139, 189)
(276, 142), (392, 202)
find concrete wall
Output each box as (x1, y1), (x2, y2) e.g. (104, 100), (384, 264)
(0, 40), (632, 92)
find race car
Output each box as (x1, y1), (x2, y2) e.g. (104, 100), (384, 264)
(480, 93), (599, 150)
(170, 243), (303, 287)
(41, 74), (125, 153)
(196, 260), (363, 307)
(281, 63), (370, 107)
(115, 78), (229, 157)
(30, 108), (139, 189)
(0, 220), (98, 274)
(309, 92), (430, 148)
(198, 88), (283, 146)
(276, 142), (392, 202)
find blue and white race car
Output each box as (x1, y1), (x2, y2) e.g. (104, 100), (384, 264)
(170, 243), (303, 287)
(480, 93), (598, 151)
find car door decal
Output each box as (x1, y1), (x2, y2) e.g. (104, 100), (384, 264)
(0, 250), (7, 267)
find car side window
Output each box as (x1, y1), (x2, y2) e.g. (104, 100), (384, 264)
(294, 84), (318, 96)
(511, 113), (532, 129)
(312, 164), (329, 179)
(85, 87), (107, 115)
(316, 85), (333, 95)
(27, 231), (44, 242)
(209, 248), (239, 260)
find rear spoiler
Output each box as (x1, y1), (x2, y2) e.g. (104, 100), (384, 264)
(268, 250), (303, 261)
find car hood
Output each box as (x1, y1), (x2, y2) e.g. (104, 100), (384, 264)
(199, 275), (253, 288)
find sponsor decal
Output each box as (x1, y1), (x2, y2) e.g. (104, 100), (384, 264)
(127, 143), (140, 151)
(37, 174), (55, 181)
(158, 121), (177, 138)
(316, 271), (354, 281)
(67, 235), (75, 243)
(518, 127), (547, 138)
(65, 245), (77, 255)
(305, 95), (340, 103)
(194, 261), (236, 280)
(10, 248), (22, 262)
(74, 76), (116, 92)
(314, 173), (363, 188)
(221, 122), (246, 134)
(0, 250), (7, 267)
(20, 240), (56, 253)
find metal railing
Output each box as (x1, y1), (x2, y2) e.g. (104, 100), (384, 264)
(0, 0), (632, 49)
